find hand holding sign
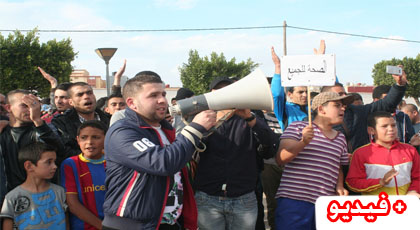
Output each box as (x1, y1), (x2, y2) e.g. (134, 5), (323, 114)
(301, 125), (314, 145)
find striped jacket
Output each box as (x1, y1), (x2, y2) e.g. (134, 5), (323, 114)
(346, 141), (420, 195)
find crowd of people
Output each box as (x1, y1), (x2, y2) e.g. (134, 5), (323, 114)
(0, 41), (418, 230)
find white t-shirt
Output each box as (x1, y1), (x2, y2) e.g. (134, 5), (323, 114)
(152, 125), (183, 225)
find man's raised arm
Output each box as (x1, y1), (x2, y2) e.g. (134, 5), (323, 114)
(368, 65), (407, 113)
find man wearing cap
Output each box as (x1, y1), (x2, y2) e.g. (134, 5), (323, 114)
(172, 88), (195, 136)
(194, 77), (274, 230)
(275, 92), (353, 229)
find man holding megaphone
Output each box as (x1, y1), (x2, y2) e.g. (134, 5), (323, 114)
(102, 71), (217, 230)
(192, 77), (275, 230)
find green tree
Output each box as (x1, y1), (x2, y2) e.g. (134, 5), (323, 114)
(179, 50), (259, 94)
(372, 55), (420, 106)
(0, 29), (76, 97)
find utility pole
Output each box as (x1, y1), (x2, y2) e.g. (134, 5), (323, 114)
(283, 20), (287, 56)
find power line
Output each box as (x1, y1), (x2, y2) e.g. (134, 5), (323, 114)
(0, 25), (284, 33)
(288, 25), (420, 44)
(1, 24), (419, 44)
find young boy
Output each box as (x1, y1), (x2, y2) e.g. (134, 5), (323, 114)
(275, 92), (353, 230)
(0, 142), (68, 230)
(60, 120), (107, 230)
(346, 111), (420, 197)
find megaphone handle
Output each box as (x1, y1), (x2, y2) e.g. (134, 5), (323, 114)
(180, 114), (217, 137)
(181, 116), (190, 126)
(203, 110), (234, 138)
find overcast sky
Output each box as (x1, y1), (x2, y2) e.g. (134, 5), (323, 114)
(1, 0), (419, 87)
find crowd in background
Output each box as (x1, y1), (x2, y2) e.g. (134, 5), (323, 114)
(0, 41), (418, 230)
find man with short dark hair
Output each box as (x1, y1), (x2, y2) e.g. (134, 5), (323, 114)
(194, 77), (275, 230)
(320, 82), (347, 96)
(53, 83), (73, 112)
(349, 92), (363, 105)
(401, 104), (420, 133)
(52, 82), (110, 157)
(372, 85), (415, 144)
(372, 85), (392, 101)
(38, 67), (73, 123)
(41, 82), (73, 123)
(103, 71), (216, 230)
(172, 87), (195, 136)
(104, 94), (126, 115)
(0, 89), (64, 191)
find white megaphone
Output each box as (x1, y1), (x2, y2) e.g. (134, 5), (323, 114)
(170, 68), (274, 116)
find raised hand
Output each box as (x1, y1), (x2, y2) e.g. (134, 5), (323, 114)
(392, 65), (407, 86)
(271, 47), (281, 74)
(38, 67), (58, 88)
(21, 94), (43, 126)
(313, 40), (326, 55)
(114, 59), (127, 86)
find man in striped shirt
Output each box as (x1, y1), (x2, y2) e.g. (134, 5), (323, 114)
(275, 92), (353, 230)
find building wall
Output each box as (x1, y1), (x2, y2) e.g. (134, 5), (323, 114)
(70, 76), (88, 83)
(71, 69), (90, 77)
(70, 69), (106, 88)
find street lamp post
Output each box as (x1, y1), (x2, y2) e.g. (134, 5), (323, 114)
(95, 48), (117, 96)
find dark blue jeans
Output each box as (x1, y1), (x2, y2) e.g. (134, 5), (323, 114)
(195, 191), (257, 230)
(275, 197), (316, 230)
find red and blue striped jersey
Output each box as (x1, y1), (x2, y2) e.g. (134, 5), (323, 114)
(60, 154), (106, 230)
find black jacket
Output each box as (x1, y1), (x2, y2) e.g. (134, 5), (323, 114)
(395, 111), (415, 144)
(51, 108), (110, 157)
(334, 84), (406, 152)
(0, 122), (65, 190)
(194, 115), (274, 197)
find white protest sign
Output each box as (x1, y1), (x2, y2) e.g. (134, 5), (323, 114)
(280, 54), (336, 87)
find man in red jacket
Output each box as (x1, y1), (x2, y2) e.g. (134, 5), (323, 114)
(346, 111), (420, 197)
